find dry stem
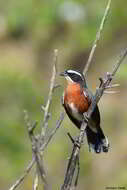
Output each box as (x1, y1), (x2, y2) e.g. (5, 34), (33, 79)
(83, 0), (111, 76)
(8, 49), (65, 190)
(41, 49), (58, 137)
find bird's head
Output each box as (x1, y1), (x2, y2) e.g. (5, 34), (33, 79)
(60, 69), (87, 87)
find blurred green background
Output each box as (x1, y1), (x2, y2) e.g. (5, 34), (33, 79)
(0, 0), (127, 189)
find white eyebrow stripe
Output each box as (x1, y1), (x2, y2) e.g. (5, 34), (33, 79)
(67, 70), (82, 77)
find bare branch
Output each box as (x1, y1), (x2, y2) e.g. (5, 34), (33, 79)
(9, 158), (35, 190)
(53, 84), (61, 91)
(8, 49), (62, 190)
(105, 83), (120, 89)
(40, 111), (66, 152)
(33, 173), (39, 190)
(74, 156), (80, 188)
(83, 0), (111, 76)
(41, 49), (58, 137)
(41, 105), (46, 112)
(61, 48), (127, 190)
(9, 110), (65, 190)
(24, 110), (48, 189)
(104, 90), (119, 94)
(111, 47), (127, 76)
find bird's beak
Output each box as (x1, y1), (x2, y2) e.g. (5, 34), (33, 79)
(59, 71), (67, 77)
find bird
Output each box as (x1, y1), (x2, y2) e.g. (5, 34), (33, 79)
(60, 69), (109, 153)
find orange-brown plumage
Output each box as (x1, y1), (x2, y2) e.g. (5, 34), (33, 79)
(60, 69), (109, 153)
(64, 83), (90, 113)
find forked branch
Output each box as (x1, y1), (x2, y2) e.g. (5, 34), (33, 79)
(9, 111), (65, 190)
(8, 49), (65, 190)
(24, 110), (48, 189)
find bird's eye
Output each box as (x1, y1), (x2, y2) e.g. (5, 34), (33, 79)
(69, 73), (82, 82)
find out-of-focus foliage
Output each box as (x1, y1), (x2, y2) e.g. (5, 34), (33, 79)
(0, 0), (127, 189)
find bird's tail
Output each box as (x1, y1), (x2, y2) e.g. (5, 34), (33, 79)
(85, 126), (109, 153)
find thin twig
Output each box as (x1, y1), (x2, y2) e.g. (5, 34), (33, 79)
(67, 133), (75, 144)
(33, 173), (39, 190)
(9, 110), (65, 190)
(83, 0), (111, 76)
(105, 83), (120, 89)
(41, 49), (58, 137)
(111, 47), (127, 76)
(9, 158), (35, 190)
(24, 110), (48, 189)
(74, 156), (80, 188)
(104, 90), (119, 94)
(61, 48), (127, 190)
(9, 49), (61, 190)
(40, 111), (66, 152)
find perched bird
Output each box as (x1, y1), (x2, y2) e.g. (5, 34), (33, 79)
(60, 69), (109, 153)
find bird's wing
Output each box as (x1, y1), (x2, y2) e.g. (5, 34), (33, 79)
(63, 102), (82, 129)
(83, 88), (101, 125)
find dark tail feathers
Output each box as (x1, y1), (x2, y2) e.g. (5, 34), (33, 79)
(85, 126), (109, 153)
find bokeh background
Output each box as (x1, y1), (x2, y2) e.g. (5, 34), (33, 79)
(0, 0), (127, 189)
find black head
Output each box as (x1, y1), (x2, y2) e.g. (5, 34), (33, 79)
(60, 70), (87, 87)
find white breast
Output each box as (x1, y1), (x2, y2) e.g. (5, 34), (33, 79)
(69, 103), (83, 121)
